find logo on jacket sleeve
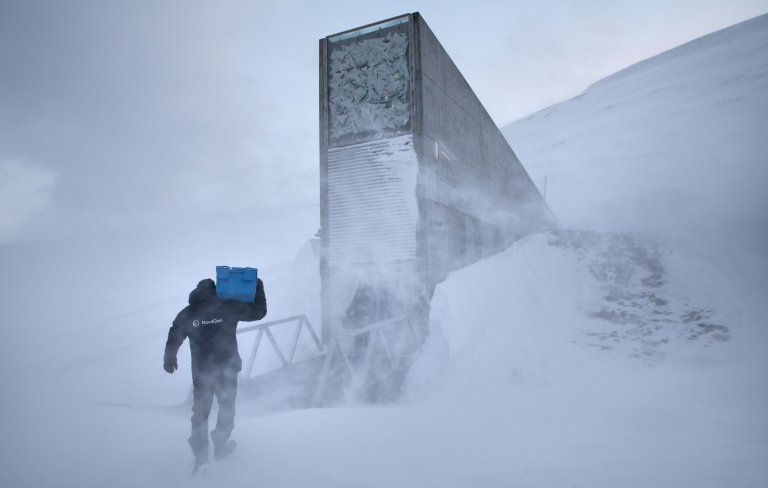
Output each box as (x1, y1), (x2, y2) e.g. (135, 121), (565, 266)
(193, 320), (200, 327)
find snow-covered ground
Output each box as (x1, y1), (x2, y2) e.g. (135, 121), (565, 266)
(2, 13), (767, 488)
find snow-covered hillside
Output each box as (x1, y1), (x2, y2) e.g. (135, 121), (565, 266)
(498, 11), (768, 379)
(503, 14), (768, 266)
(1, 13), (767, 488)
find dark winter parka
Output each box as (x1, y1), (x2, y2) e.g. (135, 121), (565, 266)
(164, 278), (267, 378)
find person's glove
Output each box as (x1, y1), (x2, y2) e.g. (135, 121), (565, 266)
(164, 356), (178, 374)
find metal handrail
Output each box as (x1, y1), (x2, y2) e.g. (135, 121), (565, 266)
(238, 315), (313, 335)
(313, 314), (420, 406)
(333, 315), (415, 340)
(238, 314), (323, 379)
(234, 313), (421, 407)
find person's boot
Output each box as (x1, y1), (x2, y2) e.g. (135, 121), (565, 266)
(189, 438), (209, 475)
(213, 439), (237, 460)
(191, 453), (208, 475)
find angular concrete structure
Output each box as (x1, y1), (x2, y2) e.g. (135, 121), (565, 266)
(319, 13), (554, 345)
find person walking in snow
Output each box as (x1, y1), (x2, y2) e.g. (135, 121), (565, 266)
(164, 277), (267, 472)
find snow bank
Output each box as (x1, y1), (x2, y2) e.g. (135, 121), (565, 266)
(404, 231), (767, 487)
(504, 14), (768, 275)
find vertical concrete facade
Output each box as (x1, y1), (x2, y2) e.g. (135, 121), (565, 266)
(414, 14), (554, 286)
(319, 13), (554, 345)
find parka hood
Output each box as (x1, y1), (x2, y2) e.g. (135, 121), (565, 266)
(189, 278), (216, 305)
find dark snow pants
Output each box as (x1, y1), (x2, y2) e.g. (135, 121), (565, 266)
(188, 367), (238, 460)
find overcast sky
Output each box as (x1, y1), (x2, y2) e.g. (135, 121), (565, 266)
(1, 0), (766, 244)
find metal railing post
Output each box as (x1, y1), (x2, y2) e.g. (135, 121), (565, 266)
(244, 328), (264, 379)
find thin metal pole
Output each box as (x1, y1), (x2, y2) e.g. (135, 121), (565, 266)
(244, 329), (264, 379)
(379, 328), (395, 369)
(356, 330), (375, 389)
(313, 339), (338, 407)
(288, 320), (303, 363)
(264, 328), (289, 367)
(302, 317), (324, 351)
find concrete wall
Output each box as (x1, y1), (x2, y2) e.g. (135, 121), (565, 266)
(413, 13), (554, 287)
(319, 16), (421, 344)
(319, 13), (555, 343)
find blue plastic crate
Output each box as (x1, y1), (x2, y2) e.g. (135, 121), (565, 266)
(215, 266), (258, 302)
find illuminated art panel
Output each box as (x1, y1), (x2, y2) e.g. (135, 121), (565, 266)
(327, 17), (411, 147)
